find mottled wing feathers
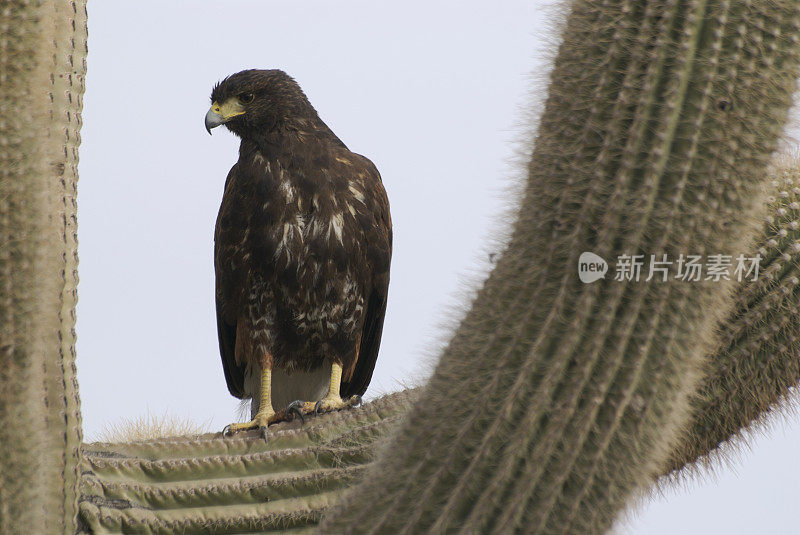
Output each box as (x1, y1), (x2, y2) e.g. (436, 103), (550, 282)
(342, 157), (392, 397)
(342, 285), (388, 397)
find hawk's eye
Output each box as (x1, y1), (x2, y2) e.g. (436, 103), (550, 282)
(238, 93), (255, 104)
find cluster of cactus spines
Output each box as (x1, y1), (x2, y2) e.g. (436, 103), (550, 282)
(77, 391), (415, 534)
(665, 157), (800, 476)
(321, 2), (800, 533)
(0, 1), (87, 533)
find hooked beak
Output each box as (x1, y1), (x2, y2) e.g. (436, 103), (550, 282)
(205, 99), (246, 135)
(205, 107), (226, 135)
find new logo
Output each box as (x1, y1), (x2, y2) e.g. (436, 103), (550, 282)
(578, 252), (608, 283)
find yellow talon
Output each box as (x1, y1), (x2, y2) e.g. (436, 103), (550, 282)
(223, 407), (280, 434)
(314, 394), (361, 414)
(224, 365), (280, 435)
(297, 363), (362, 416)
(223, 361), (362, 436)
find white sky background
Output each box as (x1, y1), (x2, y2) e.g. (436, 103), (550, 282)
(76, 2), (799, 534)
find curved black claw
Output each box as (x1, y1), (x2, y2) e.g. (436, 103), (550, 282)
(314, 400), (323, 416)
(259, 425), (269, 441)
(222, 424), (233, 437)
(287, 400), (306, 423)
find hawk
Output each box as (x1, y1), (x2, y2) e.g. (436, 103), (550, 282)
(205, 69), (392, 434)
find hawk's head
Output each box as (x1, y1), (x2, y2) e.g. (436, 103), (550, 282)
(205, 69), (317, 138)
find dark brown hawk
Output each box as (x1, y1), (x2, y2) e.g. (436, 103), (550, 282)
(205, 69), (392, 434)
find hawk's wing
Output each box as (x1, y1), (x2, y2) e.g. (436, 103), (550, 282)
(215, 163), (247, 399)
(341, 158), (392, 398)
(216, 298), (244, 398)
(341, 281), (389, 397)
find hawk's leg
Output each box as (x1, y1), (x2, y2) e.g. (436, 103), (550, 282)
(223, 365), (283, 435)
(291, 362), (362, 416)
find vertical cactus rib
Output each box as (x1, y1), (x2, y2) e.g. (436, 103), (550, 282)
(665, 157), (800, 475)
(319, 1), (800, 534)
(0, 1), (87, 533)
(52, 1), (88, 529)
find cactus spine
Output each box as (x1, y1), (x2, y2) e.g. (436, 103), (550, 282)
(320, 1), (800, 533)
(0, 1), (87, 532)
(666, 158), (800, 475)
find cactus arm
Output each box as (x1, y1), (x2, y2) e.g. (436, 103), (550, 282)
(77, 391), (415, 534)
(0, 1), (87, 533)
(319, 1), (800, 534)
(665, 161), (800, 475)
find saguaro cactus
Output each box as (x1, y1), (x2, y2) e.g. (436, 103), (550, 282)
(321, 1), (800, 533)
(5, 1), (800, 534)
(666, 159), (800, 475)
(0, 1), (87, 532)
(77, 391), (416, 534)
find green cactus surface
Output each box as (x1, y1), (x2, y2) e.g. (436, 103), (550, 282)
(77, 391), (415, 534)
(665, 157), (800, 475)
(0, 1), (87, 533)
(319, 2), (800, 533)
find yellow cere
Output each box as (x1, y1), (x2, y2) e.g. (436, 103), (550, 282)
(212, 98), (246, 119)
